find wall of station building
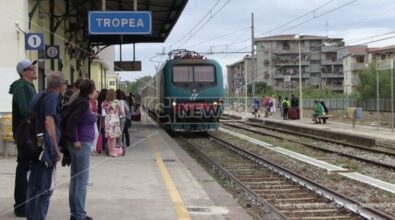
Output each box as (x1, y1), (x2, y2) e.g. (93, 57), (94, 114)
(0, 0), (117, 112)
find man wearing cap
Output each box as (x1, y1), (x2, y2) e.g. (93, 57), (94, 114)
(8, 59), (37, 217)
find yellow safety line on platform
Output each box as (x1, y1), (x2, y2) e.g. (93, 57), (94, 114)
(145, 129), (191, 220)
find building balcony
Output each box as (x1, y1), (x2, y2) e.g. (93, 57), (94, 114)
(273, 73), (310, 79)
(322, 46), (340, 52)
(273, 60), (310, 66)
(321, 59), (343, 65)
(351, 63), (366, 71)
(322, 73), (344, 78)
(272, 48), (309, 54)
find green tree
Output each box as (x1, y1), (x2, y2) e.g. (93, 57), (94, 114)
(126, 75), (153, 94)
(356, 64), (392, 98)
(302, 85), (348, 99)
(248, 82), (273, 97)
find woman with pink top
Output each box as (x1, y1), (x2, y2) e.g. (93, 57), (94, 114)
(102, 89), (123, 157)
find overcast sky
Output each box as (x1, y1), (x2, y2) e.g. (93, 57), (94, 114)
(113, 0), (395, 83)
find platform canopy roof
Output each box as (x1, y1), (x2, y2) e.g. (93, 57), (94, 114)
(69, 0), (188, 45)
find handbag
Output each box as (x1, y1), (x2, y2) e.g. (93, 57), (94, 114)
(96, 134), (103, 153)
(96, 119), (103, 153)
(115, 146), (124, 156)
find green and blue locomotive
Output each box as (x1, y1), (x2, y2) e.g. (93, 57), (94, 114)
(141, 50), (224, 132)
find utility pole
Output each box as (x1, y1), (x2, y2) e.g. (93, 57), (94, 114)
(251, 12), (256, 98)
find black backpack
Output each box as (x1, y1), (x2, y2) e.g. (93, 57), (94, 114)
(15, 92), (48, 161)
(59, 103), (72, 167)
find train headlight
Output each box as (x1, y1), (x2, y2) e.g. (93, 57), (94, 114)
(172, 101), (177, 107)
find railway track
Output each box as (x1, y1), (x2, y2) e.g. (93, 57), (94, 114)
(221, 120), (395, 170)
(179, 134), (393, 220)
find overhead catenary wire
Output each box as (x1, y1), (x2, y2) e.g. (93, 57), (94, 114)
(204, 0), (395, 60)
(274, 0), (359, 35)
(154, 1), (395, 89)
(255, 0), (337, 36)
(199, 0), (358, 58)
(184, 26), (250, 49)
(166, 0), (230, 51)
(169, 0), (221, 45)
(175, 0), (231, 49)
(346, 31), (395, 45)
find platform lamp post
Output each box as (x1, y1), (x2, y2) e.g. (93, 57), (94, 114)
(295, 34), (303, 120)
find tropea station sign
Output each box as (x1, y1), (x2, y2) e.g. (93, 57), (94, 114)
(88, 11), (152, 35)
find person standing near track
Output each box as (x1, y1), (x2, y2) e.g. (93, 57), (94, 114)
(9, 59), (37, 217)
(282, 97), (290, 120)
(252, 97), (260, 118)
(63, 79), (96, 220)
(25, 71), (65, 220)
(102, 89), (122, 157)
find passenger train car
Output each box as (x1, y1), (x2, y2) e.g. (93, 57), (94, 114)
(141, 49), (224, 132)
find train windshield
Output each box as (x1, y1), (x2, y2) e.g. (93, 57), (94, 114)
(194, 66), (215, 82)
(173, 66), (193, 82)
(173, 65), (215, 83)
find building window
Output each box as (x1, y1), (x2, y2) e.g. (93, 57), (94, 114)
(326, 52), (337, 61)
(109, 81), (115, 86)
(282, 41), (290, 50)
(356, 56), (364, 63)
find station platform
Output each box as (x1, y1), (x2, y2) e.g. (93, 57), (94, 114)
(224, 110), (395, 148)
(0, 113), (251, 220)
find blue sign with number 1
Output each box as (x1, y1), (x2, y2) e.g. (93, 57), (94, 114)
(25, 33), (44, 50)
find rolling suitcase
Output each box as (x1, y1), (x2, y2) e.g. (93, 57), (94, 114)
(288, 107), (300, 120)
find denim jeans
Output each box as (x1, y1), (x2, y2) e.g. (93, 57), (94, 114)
(26, 161), (54, 220)
(26, 187), (52, 220)
(122, 119), (131, 146)
(68, 141), (91, 220)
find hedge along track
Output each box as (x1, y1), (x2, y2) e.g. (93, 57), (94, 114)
(179, 134), (394, 220)
(221, 121), (395, 170)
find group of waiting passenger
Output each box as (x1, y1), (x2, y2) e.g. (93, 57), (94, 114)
(9, 59), (136, 220)
(252, 94), (329, 122)
(252, 94), (300, 120)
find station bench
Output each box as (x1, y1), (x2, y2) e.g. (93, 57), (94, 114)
(316, 114), (333, 124)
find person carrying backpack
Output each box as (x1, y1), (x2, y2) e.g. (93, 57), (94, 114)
(25, 72), (65, 220)
(62, 79), (96, 220)
(9, 59), (37, 217)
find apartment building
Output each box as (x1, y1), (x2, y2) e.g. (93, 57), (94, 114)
(255, 35), (344, 93)
(368, 45), (395, 63)
(342, 46), (368, 94)
(226, 55), (255, 97)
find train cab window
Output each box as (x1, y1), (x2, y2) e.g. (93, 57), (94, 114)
(173, 66), (193, 82)
(194, 66), (215, 82)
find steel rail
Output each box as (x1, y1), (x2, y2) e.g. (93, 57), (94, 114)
(222, 122), (395, 170)
(207, 133), (395, 220)
(179, 136), (289, 220)
(244, 120), (395, 157)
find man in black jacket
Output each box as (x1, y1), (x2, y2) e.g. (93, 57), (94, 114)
(291, 94), (299, 108)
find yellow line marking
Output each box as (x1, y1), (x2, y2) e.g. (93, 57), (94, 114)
(144, 128), (191, 220)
